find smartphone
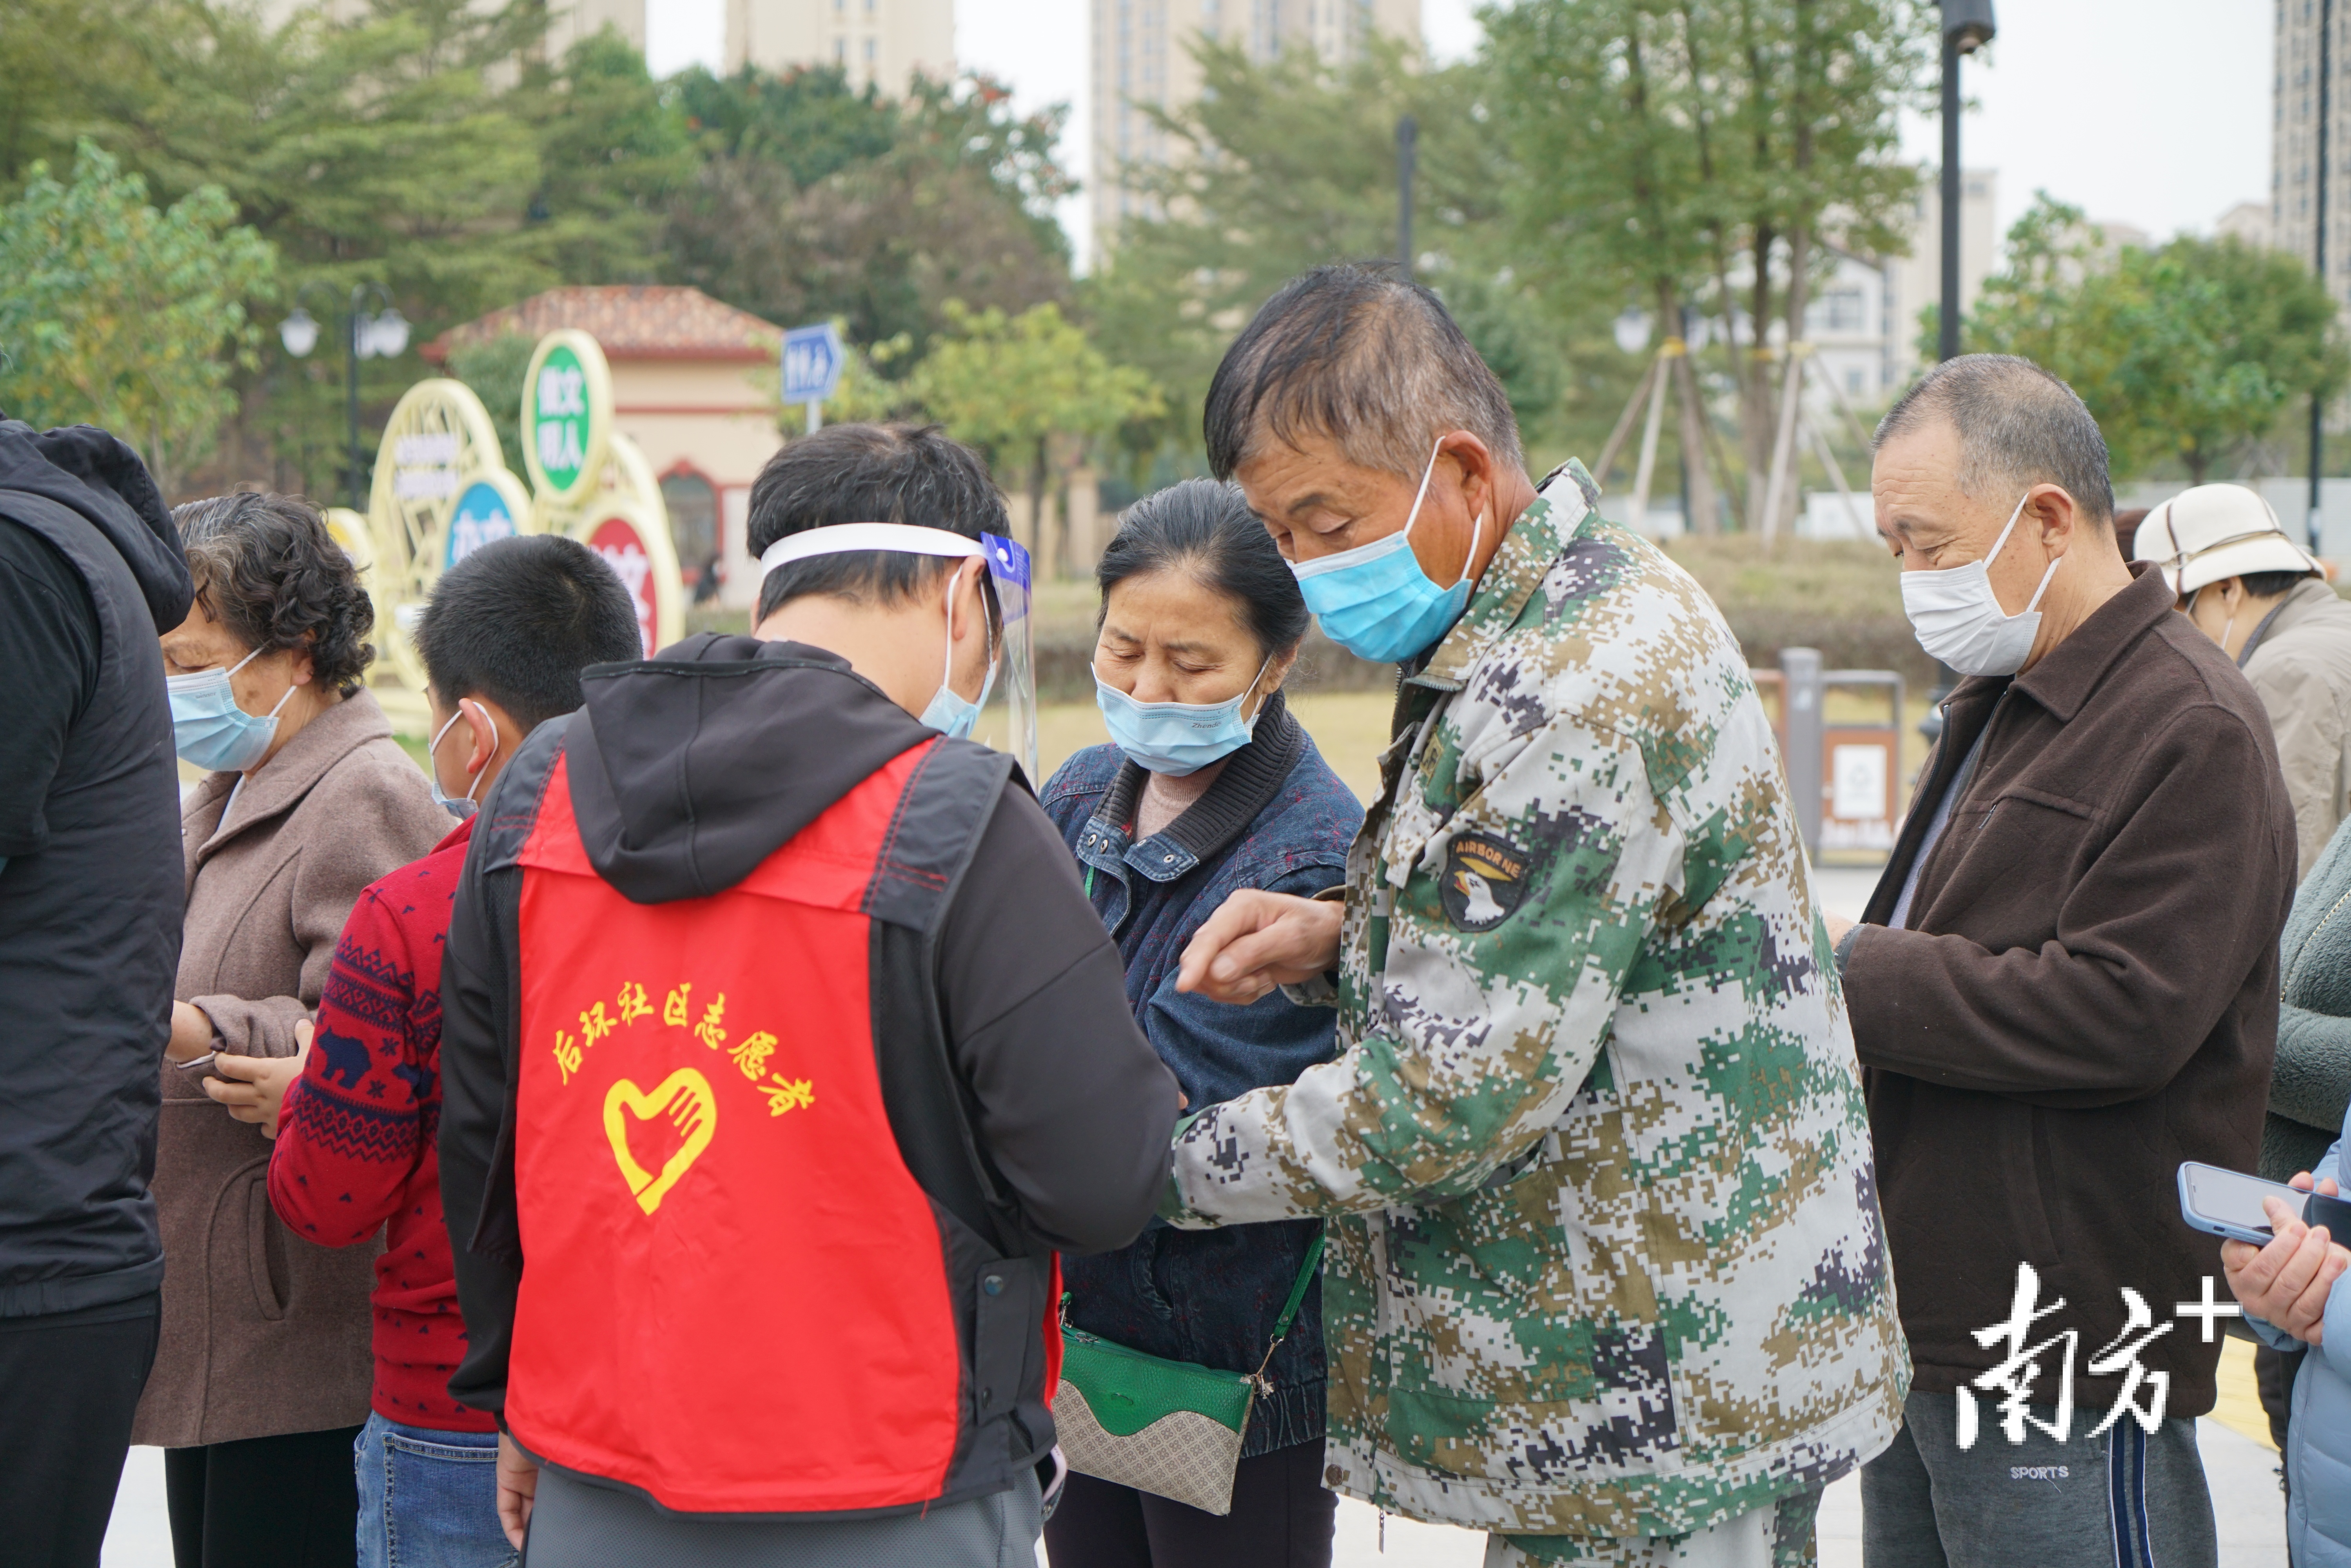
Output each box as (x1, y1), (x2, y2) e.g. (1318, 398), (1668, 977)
(2179, 1160), (2336, 1245)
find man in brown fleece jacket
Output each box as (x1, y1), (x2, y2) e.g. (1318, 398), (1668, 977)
(1830, 356), (2294, 1568)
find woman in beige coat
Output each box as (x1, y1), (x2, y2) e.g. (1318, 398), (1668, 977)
(144, 492), (447, 1568)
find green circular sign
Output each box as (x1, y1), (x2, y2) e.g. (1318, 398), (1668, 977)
(519, 329), (612, 507)
(532, 344), (590, 490)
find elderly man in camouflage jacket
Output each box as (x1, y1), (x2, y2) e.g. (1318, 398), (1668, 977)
(1171, 265), (1910, 1567)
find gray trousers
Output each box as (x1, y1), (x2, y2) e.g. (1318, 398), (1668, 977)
(1861, 1391), (2216, 1568)
(521, 1463), (1043, 1568)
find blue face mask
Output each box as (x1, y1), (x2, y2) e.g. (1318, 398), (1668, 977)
(169, 648), (294, 774)
(919, 563), (998, 740)
(1290, 439), (1484, 664)
(1095, 659), (1270, 777)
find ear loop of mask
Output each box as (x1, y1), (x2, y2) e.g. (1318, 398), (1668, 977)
(428, 699), (497, 805)
(940, 557), (1001, 708)
(2190, 583), (2238, 656)
(1990, 492), (2063, 617)
(232, 646), (301, 723)
(1402, 437), (1485, 586)
(1238, 656), (1273, 724)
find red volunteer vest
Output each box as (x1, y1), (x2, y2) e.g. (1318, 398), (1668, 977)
(504, 739), (1050, 1515)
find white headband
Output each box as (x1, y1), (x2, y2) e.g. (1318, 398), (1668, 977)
(758, 523), (984, 580)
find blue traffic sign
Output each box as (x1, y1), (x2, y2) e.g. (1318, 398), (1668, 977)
(782, 321), (845, 405)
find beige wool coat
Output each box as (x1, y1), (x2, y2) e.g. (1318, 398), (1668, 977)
(2242, 577), (2351, 880)
(133, 688), (450, 1448)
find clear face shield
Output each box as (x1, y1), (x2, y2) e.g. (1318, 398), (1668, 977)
(757, 523), (1038, 781)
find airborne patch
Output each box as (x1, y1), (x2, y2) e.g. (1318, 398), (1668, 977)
(1441, 831), (1531, 932)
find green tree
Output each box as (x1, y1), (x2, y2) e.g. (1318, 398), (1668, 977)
(1962, 196), (2349, 483)
(1489, 0), (1931, 530)
(518, 29), (700, 285)
(0, 141), (276, 494)
(2112, 237), (2348, 483)
(669, 61), (899, 185)
(907, 301), (1162, 569)
(663, 70), (1073, 352)
(1084, 38), (1581, 475)
(25, 1), (559, 493)
(0, 0), (182, 194)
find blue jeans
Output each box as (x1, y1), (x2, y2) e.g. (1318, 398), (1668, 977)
(354, 1411), (515, 1568)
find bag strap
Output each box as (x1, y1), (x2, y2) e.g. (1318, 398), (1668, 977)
(1248, 1228), (1326, 1394)
(1269, 1230), (1325, 1342)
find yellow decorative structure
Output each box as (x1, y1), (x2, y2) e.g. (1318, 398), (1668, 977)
(360, 379), (536, 726)
(357, 331), (681, 730)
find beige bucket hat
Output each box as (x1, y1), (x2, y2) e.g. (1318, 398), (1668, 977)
(2131, 484), (2318, 596)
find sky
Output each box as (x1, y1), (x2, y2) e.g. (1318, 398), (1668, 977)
(647, 0), (2276, 270)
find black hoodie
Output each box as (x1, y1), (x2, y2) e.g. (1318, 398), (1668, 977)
(0, 419), (192, 1317)
(438, 635), (1180, 1430)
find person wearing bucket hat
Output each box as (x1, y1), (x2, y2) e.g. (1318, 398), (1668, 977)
(2141, 486), (2351, 1492)
(2135, 484), (2351, 882)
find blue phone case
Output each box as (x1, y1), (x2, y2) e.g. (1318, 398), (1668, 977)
(2178, 1161), (2315, 1245)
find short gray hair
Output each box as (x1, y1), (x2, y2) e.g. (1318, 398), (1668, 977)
(1204, 265), (1525, 481)
(1875, 354), (2115, 528)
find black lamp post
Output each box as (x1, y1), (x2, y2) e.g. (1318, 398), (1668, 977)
(280, 283), (409, 512)
(1921, 0), (1994, 748)
(1937, 0), (1996, 363)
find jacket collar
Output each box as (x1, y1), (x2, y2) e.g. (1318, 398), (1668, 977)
(1081, 691), (1306, 883)
(2237, 575), (2340, 666)
(192, 688), (396, 861)
(1414, 460), (1598, 692)
(2004, 560), (2176, 724)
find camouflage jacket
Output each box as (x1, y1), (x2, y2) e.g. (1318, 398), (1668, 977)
(1167, 462), (1909, 1537)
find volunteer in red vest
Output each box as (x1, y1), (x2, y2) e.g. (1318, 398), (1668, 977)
(437, 421), (1180, 1566)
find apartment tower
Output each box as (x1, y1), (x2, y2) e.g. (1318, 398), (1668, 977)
(726, 0), (957, 96)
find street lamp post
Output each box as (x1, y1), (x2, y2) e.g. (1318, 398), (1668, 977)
(1923, 0), (1995, 749)
(1937, 0), (1996, 363)
(279, 283), (409, 512)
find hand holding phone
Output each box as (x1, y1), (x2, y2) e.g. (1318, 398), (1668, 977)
(2179, 1161), (2331, 1244)
(2184, 1161), (2349, 1347)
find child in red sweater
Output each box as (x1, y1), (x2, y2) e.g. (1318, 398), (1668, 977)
(209, 535), (641, 1567)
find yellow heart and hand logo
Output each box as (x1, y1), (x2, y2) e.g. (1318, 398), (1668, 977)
(602, 1069), (717, 1214)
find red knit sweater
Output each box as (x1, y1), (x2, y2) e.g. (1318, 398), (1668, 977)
(268, 816), (494, 1432)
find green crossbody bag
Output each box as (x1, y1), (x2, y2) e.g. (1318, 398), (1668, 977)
(1053, 1230), (1325, 1517)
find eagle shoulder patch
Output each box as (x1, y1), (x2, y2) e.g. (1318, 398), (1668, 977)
(1441, 831), (1532, 931)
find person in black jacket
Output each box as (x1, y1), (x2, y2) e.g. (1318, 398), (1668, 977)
(0, 417), (194, 1568)
(438, 422), (1180, 1567)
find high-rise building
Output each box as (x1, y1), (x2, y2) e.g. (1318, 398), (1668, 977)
(2276, 0), (2350, 307)
(1092, 0), (1421, 245)
(726, 0), (957, 96)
